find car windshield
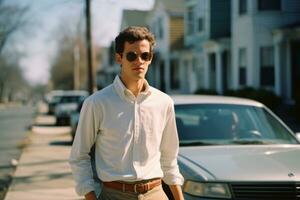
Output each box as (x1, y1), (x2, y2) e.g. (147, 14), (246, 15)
(50, 96), (62, 103)
(175, 104), (299, 146)
(59, 95), (83, 103)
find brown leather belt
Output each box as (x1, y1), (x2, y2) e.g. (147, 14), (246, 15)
(103, 178), (161, 194)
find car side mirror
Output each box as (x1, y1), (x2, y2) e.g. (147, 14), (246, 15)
(296, 133), (300, 142)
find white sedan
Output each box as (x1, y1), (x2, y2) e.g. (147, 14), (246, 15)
(172, 95), (300, 200)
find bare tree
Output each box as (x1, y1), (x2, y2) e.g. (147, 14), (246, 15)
(0, 1), (30, 102)
(0, 52), (29, 102)
(0, 1), (29, 55)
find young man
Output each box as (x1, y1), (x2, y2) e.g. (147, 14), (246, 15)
(69, 26), (184, 200)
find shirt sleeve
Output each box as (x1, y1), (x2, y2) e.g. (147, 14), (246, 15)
(69, 97), (101, 196)
(160, 100), (184, 185)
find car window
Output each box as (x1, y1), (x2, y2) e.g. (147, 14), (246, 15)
(253, 107), (296, 142)
(175, 104), (298, 145)
(51, 96), (62, 103)
(59, 95), (82, 103)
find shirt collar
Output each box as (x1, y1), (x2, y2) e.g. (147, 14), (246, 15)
(113, 76), (151, 100)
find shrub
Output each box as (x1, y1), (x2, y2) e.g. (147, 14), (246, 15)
(194, 89), (218, 95)
(224, 87), (281, 111)
(194, 87), (281, 111)
(294, 92), (300, 121)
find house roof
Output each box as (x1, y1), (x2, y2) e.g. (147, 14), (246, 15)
(155, 0), (185, 16)
(121, 10), (150, 27)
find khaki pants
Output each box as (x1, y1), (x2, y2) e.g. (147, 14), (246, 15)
(98, 185), (169, 200)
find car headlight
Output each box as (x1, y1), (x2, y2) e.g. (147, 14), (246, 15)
(183, 181), (231, 199)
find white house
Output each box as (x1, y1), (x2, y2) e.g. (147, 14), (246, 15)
(184, 0), (232, 94)
(98, 0), (300, 103)
(232, 0), (300, 103)
(184, 0), (300, 102)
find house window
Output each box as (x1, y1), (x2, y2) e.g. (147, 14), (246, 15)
(158, 18), (164, 39)
(258, 0), (281, 11)
(260, 46), (274, 87)
(170, 59), (180, 89)
(239, 48), (247, 86)
(198, 17), (204, 32)
(239, 0), (247, 15)
(187, 6), (196, 35)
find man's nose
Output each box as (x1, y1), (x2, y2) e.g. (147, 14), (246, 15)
(135, 55), (144, 64)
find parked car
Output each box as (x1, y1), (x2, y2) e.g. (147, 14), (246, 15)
(173, 95), (300, 200)
(44, 90), (65, 114)
(53, 90), (88, 126)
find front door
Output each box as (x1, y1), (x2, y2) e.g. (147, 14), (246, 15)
(209, 53), (216, 91)
(222, 51), (228, 93)
(291, 41), (300, 100)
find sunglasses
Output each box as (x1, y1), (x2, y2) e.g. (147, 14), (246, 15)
(122, 51), (152, 62)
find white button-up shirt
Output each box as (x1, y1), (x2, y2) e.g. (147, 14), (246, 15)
(69, 76), (184, 196)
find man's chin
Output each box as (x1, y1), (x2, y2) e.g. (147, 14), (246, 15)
(132, 75), (146, 81)
(133, 72), (146, 79)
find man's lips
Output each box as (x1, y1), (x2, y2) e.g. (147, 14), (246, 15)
(132, 67), (144, 71)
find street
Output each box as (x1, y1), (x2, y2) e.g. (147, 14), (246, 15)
(0, 105), (34, 200)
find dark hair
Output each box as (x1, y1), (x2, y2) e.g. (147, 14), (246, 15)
(115, 26), (156, 54)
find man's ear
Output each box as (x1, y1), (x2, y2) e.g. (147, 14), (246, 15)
(115, 53), (122, 64)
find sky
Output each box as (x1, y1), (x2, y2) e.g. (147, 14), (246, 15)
(8, 0), (154, 85)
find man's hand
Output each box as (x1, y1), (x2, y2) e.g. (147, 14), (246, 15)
(85, 191), (97, 200)
(169, 185), (185, 200)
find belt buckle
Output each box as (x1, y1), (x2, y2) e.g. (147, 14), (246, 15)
(134, 184), (138, 193)
(134, 183), (144, 194)
(134, 182), (150, 194)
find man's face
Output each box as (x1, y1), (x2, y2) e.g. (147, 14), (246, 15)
(116, 39), (152, 82)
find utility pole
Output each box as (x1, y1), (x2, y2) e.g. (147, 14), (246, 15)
(73, 45), (80, 90)
(85, 0), (96, 94)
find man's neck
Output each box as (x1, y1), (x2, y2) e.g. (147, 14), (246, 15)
(120, 76), (145, 97)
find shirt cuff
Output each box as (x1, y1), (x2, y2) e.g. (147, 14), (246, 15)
(75, 179), (96, 196)
(162, 175), (184, 186)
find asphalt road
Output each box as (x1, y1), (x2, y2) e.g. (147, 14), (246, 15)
(0, 105), (34, 200)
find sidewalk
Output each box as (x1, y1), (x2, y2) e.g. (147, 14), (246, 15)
(4, 130), (83, 200)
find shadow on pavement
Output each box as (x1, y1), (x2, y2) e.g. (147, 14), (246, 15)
(12, 159), (68, 167)
(0, 175), (12, 200)
(0, 165), (16, 170)
(13, 172), (73, 185)
(49, 141), (72, 146)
